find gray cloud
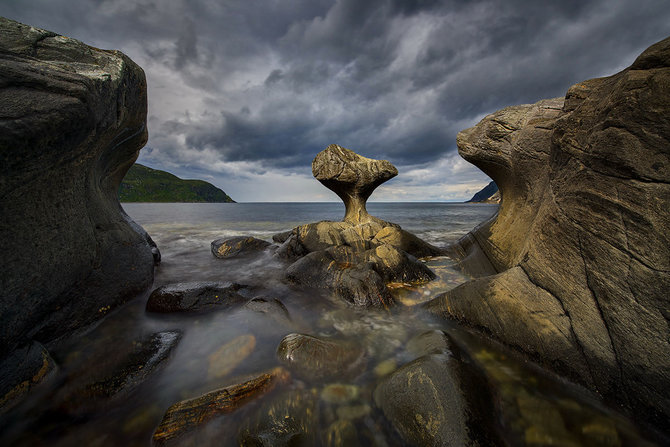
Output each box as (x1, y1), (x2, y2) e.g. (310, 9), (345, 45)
(2, 0), (670, 200)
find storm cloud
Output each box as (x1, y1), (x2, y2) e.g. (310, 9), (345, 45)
(3, 0), (670, 201)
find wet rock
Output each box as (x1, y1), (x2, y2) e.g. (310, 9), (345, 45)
(285, 250), (394, 308)
(429, 36), (670, 427)
(153, 367), (291, 445)
(374, 359), (398, 378)
(59, 331), (181, 413)
(272, 230), (293, 244)
(238, 388), (318, 446)
(146, 282), (247, 313)
(211, 236), (272, 259)
(320, 384), (360, 405)
(325, 420), (360, 447)
(276, 333), (366, 381)
(312, 144), (397, 225)
(371, 226), (443, 258)
(364, 244), (436, 283)
(406, 330), (451, 358)
(0, 17), (155, 367)
(244, 297), (293, 326)
(336, 403), (371, 420)
(374, 351), (500, 447)
(208, 335), (256, 379)
(0, 342), (56, 413)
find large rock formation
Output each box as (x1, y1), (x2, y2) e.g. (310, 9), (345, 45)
(0, 18), (156, 406)
(312, 144), (397, 225)
(428, 36), (670, 428)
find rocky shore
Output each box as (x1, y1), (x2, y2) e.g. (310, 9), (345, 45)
(1, 15), (669, 446)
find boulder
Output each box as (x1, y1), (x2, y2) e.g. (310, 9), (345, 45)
(427, 36), (670, 428)
(284, 249), (394, 307)
(312, 144), (397, 225)
(276, 333), (366, 381)
(374, 331), (500, 446)
(153, 367), (291, 445)
(211, 236), (272, 259)
(146, 282), (248, 313)
(0, 17), (155, 371)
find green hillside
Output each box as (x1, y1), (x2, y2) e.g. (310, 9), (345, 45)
(119, 164), (235, 203)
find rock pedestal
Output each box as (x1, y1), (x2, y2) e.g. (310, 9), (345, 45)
(312, 144), (397, 224)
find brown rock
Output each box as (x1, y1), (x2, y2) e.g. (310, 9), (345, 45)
(428, 36), (670, 428)
(152, 367), (291, 445)
(312, 144), (397, 225)
(211, 236), (271, 259)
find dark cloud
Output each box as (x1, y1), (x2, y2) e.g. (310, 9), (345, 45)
(2, 0), (670, 200)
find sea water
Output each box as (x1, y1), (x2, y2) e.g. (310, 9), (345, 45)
(0, 202), (664, 446)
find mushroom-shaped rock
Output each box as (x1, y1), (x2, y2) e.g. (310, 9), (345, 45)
(312, 144), (398, 224)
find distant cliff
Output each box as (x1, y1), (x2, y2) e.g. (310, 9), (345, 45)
(119, 164), (235, 203)
(466, 181), (499, 203)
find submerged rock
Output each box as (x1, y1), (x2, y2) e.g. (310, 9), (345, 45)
(0, 17), (156, 393)
(211, 236), (272, 259)
(153, 367), (291, 445)
(238, 388), (319, 446)
(312, 144), (397, 225)
(0, 342), (56, 414)
(146, 282), (247, 313)
(276, 333), (366, 381)
(374, 331), (500, 446)
(207, 334), (256, 379)
(428, 35), (670, 428)
(58, 331), (181, 413)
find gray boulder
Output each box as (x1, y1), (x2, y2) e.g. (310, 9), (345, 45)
(0, 17), (156, 406)
(211, 236), (272, 259)
(146, 282), (248, 313)
(427, 36), (670, 428)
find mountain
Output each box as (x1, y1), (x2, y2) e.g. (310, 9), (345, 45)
(466, 181), (499, 203)
(119, 164), (235, 203)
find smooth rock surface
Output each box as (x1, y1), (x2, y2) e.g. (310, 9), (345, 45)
(428, 36), (670, 428)
(312, 144), (397, 224)
(0, 18), (155, 367)
(0, 342), (57, 414)
(146, 282), (248, 313)
(276, 333), (366, 381)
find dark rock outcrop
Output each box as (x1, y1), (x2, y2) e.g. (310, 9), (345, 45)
(0, 342), (57, 413)
(427, 36), (670, 428)
(0, 17), (156, 374)
(146, 282), (248, 313)
(57, 330), (181, 413)
(312, 144), (397, 225)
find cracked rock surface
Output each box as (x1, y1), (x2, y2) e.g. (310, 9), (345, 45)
(427, 36), (670, 429)
(312, 144), (398, 225)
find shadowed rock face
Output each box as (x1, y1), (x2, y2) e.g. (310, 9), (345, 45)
(428, 36), (670, 429)
(312, 144), (398, 224)
(0, 18), (155, 366)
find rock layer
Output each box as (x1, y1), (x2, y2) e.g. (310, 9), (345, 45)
(0, 18), (155, 365)
(312, 144), (397, 224)
(428, 36), (670, 428)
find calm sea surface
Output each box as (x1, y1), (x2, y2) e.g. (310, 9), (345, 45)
(2, 202), (664, 446)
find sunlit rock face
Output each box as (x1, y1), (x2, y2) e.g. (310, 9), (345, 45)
(312, 144), (398, 225)
(429, 36), (670, 429)
(0, 16), (155, 395)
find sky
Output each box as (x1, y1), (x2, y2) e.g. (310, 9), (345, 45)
(2, 1), (670, 202)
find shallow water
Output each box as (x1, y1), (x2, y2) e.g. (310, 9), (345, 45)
(1, 202), (665, 446)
